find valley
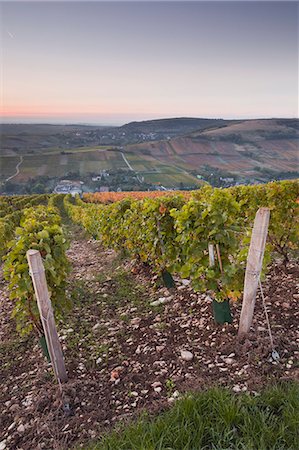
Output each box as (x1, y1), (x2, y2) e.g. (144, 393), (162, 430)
(0, 118), (298, 193)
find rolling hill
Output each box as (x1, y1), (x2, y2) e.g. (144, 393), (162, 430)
(125, 118), (299, 182)
(0, 118), (298, 186)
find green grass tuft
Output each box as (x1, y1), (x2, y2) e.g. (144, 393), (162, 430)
(87, 383), (299, 450)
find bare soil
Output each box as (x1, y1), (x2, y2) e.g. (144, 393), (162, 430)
(0, 236), (298, 450)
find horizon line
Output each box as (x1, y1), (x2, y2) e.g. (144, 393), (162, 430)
(1, 115), (298, 128)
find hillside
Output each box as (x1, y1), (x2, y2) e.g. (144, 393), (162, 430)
(0, 118), (298, 188)
(0, 118), (231, 156)
(120, 117), (231, 135)
(126, 118), (299, 182)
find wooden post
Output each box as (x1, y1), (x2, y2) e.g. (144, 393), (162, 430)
(238, 208), (270, 336)
(216, 244), (223, 274)
(27, 249), (68, 383)
(208, 244), (215, 267)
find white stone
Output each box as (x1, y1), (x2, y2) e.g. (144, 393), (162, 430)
(154, 387), (162, 393)
(96, 357), (102, 365)
(92, 323), (101, 331)
(151, 300), (162, 306)
(22, 396), (32, 407)
(131, 317), (141, 326)
(151, 296), (172, 306)
(0, 440), (6, 450)
(7, 422), (16, 431)
(181, 279), (191, 286)
(180, 350), (194, 361)
(224, 358), (234, 365)
(152, 381), (162, 388)
(17, 424), (25, 433)
(232, 385), (241, 393)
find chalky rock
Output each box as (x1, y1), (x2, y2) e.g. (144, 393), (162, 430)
(150, 296), (172, 306)
(232, 385), (241, 393)
(180, 350), (194, 361)
(17, 424), (25, 433)
(224, 358), (234, 365)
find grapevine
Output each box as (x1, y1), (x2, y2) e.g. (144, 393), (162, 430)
(65, 180), (298, 304)
(3, 204), (70, 336)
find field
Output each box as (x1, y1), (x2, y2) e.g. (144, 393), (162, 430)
(1, 118), (298, 187)
(129, 132), (298, 177)
(0, 148), (202, 187)
(0, 149), (127, 183)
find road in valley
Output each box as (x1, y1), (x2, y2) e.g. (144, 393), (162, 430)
(5, 155), (23, 182)
(121, 152), (143, 183)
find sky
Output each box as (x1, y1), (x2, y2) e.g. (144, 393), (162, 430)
(0, 1), (298, 125)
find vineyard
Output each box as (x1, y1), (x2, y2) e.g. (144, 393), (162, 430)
(68, 180), (298, 300)
(0, 180), (298, 449)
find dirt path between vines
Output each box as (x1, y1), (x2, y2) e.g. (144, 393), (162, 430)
(0, 234), (298, 450)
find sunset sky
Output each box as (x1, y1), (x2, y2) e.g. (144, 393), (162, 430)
(1, 1), (298, 125)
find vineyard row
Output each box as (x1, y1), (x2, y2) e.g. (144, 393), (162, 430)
(64, 180), (298, 303)
(0, 181), (297, 335)
(1, 194), (70, 335)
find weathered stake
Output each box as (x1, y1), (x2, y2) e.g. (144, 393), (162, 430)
(238, 208), (270, 336)
(216, 244), (223, 274)
(208, 244), (215, 267)
(27, 249), (68, 383)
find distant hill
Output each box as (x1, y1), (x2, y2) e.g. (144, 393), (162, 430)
(0, 118), (298, 187)
(120, 117), (232, 135)
(126, 118), (299, 181)
(0, 118), (233, 155)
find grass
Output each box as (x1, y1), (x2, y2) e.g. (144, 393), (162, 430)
(104, 269), (149, 310)
(0, 156), (20, 181)
(143, 172), (200, 187)
(87, 383), (299, 450)
(62, 258), (149, 366)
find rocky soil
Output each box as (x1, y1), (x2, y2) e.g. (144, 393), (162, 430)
(0, 236), (298, 450)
